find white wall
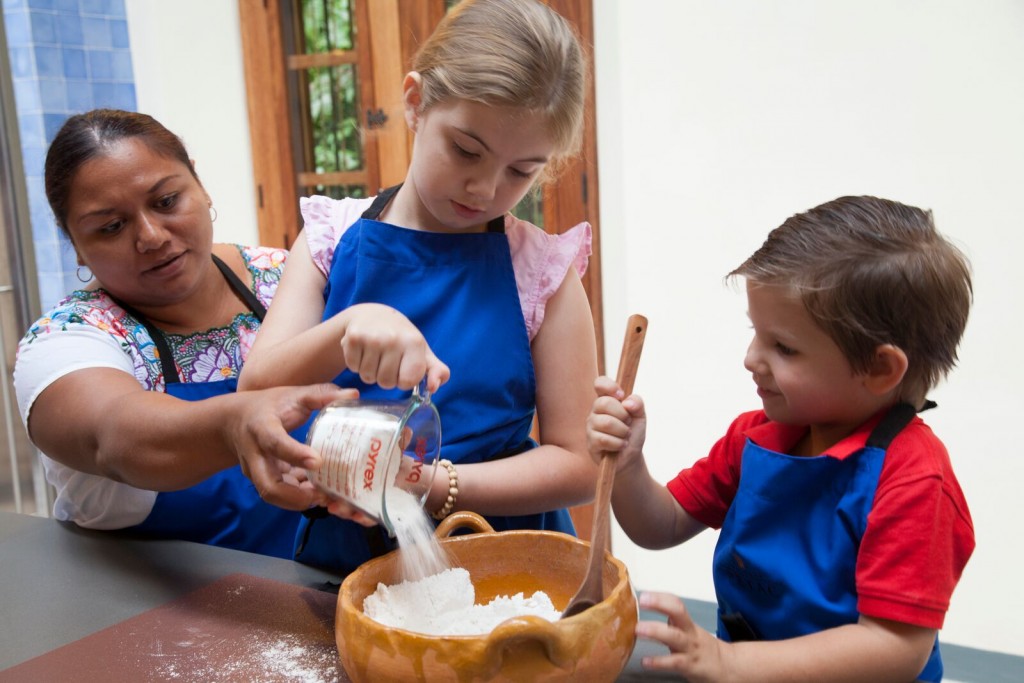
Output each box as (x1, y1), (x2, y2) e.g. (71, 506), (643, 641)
(124, 0), (1024, 657)
(593, 0), (1024, 657)
(124, 0), (257, 247)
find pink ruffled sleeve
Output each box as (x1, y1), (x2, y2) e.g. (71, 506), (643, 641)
(299, 195), (375, 277)
(505, 216), (592, 341)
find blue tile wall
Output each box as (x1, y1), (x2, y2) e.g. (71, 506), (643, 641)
(3, 0), (135, 311)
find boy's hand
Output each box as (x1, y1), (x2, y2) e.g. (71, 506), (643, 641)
(340, 303), (451, 393)
(636, 591), (730, 682)
(586, 375), (647, 471)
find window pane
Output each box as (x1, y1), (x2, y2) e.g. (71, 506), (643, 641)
(304, 64), (363, 174)
(302, 184), (367, 200)
(301, 0), (354, 53)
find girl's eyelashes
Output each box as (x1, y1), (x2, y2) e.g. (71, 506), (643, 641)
(453, 141), (478, 159)
(509, 167), (532, 179)
(451, 138), (541, 178)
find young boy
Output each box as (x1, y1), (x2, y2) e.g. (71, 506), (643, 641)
(587, 196), (974, 682)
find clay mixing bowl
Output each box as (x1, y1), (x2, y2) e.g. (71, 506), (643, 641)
(336, 511), (638, 682)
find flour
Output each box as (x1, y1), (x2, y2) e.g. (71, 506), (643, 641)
(152, 632), (338, 683)
(363, 567), (560, 636)
(385, 487), (450, 581)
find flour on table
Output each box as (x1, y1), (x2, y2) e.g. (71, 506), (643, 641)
(363, 567), (560, 636)
(151, 632), (338, 683)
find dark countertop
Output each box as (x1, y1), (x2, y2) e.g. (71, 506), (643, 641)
(0, 511), (681, 681)
(2, 511), (1017, 682)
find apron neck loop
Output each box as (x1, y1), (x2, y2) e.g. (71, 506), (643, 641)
(865, 401), (934, 450)
(361, 185), (401, 220)
(362, 184), (506, 234)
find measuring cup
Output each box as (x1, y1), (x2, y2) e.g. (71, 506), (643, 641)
(305, 381), (441, 536)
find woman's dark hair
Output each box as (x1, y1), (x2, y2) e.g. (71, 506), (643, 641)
(44, 108), (198, 235)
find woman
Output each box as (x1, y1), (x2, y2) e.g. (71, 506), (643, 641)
(14, 109), (348, 558)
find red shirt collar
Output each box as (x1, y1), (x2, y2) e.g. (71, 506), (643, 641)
(743, 408), (893, 459)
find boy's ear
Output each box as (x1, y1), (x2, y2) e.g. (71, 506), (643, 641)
(864, 344), (909, 396)
(403, 72), (423, 132)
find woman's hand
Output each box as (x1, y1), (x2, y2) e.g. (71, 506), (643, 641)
(339, 303), (450, 393)
(230, 383), (356, 511)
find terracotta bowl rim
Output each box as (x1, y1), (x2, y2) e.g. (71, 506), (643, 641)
(337, 518), (637, 642)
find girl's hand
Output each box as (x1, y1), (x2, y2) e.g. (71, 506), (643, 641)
(304, 477), (378, 526)
(340, 303), (451, 393)
(325, 497), (379, 526)
(585, 375), (647, 471)
(636, 591), (730, 682)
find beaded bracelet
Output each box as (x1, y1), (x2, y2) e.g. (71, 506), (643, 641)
(431, 458), (459, 520)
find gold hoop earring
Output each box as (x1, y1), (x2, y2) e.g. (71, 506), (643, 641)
(209, 206), (218, 222)
(76, 265), (92, 283)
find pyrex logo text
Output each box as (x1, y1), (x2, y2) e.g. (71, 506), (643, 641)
(363, 437), (382, 491)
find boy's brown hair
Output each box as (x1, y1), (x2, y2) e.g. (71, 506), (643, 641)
(729, 195), (973, 406)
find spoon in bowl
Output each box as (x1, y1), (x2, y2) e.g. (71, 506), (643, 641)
(562, 314), (648, 619)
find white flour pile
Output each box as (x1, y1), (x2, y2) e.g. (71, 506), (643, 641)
(363, 567), (560, 636)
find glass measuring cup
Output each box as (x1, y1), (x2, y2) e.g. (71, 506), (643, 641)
(305, 382), (441, 536)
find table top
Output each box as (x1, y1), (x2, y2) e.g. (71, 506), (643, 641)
(0, 511), (345, 679)
(0, 510), (700, 682)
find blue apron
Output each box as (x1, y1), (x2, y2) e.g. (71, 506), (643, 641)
(712, 402), (943, 682)
(118, 255), (301, 559)
(292, 186), (575, 574)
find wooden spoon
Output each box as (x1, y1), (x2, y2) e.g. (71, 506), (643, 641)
(562, 314), (648, 618)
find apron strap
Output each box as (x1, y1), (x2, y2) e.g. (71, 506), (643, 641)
(110, 253), (265, 385)
(115, 300), (181, 383)
(361, 185), (401, 220)
(361, 184), (506, 234)
(213, 253), (266, 320)
(296, 507), (395, 561)
(865, 400), (936, 450)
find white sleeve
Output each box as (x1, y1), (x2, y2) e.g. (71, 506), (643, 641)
(41, 454), (156, 529)
(14, 321), (136, 428)
(14, 319), (156, 529)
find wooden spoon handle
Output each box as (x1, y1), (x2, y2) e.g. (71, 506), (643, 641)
(563, 314), (648, 617)
(613, 314), (647, 396)
(587, 315), (648, 571)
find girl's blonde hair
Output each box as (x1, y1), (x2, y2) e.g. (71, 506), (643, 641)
(412, 0), (587, 176)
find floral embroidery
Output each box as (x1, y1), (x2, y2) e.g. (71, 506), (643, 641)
(195, 346), (235, 382)
(21, 245), (286, 391)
